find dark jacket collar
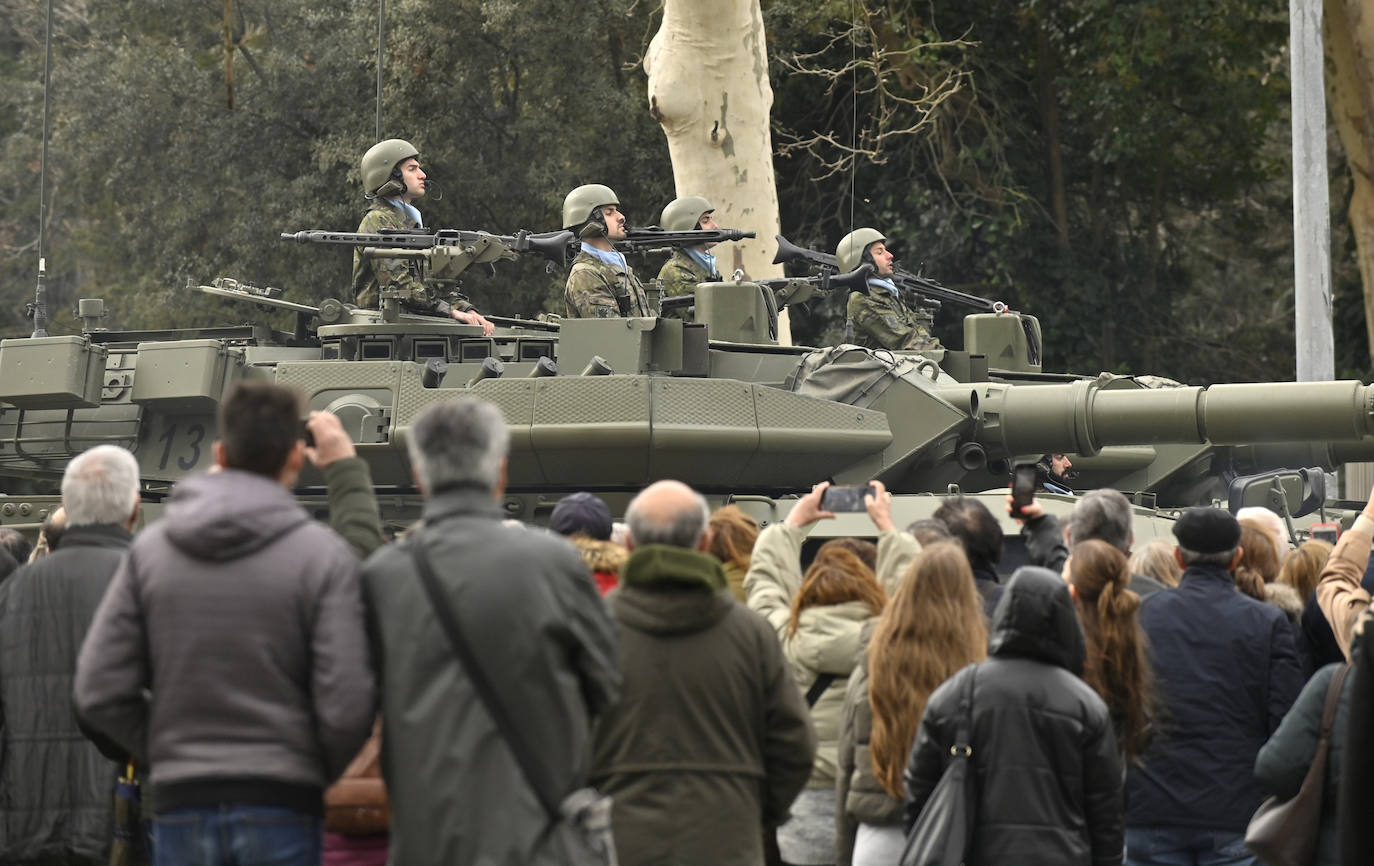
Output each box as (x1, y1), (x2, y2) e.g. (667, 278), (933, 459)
(621, 545), (727, 592)
(614, 545), (733, 636)
(421, 484), (502, 524)
(1180, 562), (1235, 587)
(58, 523), (133, 550)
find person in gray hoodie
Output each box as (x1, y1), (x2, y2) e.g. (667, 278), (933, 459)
(75, 381), (375, 866)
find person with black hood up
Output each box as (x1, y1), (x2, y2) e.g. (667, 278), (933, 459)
(904, 565), (1124, 865)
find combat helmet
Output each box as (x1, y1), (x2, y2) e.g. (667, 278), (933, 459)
(836, 228), (887, 273)
(660, 196), (714, 232)
(563, 184), (620, 237)
(361, 139), (420, 197)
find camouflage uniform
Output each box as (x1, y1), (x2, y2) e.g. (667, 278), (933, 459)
(350, 201), (474, 314)
(565, 250), (651, 318)
(657, 249), (716, 299)
(846, 286), (941, 351)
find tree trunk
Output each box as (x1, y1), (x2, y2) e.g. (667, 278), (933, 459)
(1326, 0), (1374, 365)
(645, 0), (791, 342)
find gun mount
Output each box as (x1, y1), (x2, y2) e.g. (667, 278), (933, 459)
(0, 269), (1371, 538)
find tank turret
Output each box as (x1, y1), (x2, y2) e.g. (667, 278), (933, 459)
(0, 278), (1369, 527)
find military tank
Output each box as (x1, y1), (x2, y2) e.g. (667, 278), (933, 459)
(0, 249), (1367, 542)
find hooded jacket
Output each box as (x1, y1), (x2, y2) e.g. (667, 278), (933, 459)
(904, 567), (1124, 866)
(591, 544), (815, 866)
(74, 470), (375, 813)
(0, 523), (131, 862)
(1126, 563), (1302, 832)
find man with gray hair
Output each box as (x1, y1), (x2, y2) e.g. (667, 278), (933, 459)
(0, 445), (140, 864)
(1018, 487), (1168, 598)
(589, 479), (816, 865)
(362, 397), (621, 866)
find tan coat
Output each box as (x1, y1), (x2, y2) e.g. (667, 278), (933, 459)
(744, 524), (918, 788)
(1316, 514), (1374, 660)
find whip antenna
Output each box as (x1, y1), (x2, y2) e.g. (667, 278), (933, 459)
(375, 0), (385, 140)
(29, 0), (54, 338)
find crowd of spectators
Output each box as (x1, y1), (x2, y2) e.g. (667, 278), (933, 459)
(3, 384), (1374, 866)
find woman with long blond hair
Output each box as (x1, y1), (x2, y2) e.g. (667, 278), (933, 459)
(707, 504), (760, 601)
(834, 542), (988, 865)
(1065, 539), (1154, 763)
(746, 483), (888, 866)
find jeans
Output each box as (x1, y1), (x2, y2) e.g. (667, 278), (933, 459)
(153, 806), (323, 866)
(1126, 826), (1259, 866)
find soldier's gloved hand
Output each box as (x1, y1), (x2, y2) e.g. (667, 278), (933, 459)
(304, 411), (356, 469)
(451, 308), (495, 335)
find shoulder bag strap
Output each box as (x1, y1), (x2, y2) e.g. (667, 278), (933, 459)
(408, 535), (562, 821)
(805, 673), (838, 708)
(1319, 663), (1352, 739)
(953, 666), (976, 753)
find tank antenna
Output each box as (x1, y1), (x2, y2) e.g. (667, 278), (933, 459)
(29, 0), (54, 338)
(847, 0), (857, 236)
(375, 0), (385, 141)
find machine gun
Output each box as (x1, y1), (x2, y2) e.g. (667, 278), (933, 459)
(772, 234), (1008, 314)
(657, 265), (872, 319)
(613, 227), (756, 256)
(282, 227), (575, 277)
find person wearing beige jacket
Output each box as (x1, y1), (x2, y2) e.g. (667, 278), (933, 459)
(1316, 483), (1374, 660)
(745, 481), (918, 865)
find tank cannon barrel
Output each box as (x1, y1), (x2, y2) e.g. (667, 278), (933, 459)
(944, 379), (1374, 458)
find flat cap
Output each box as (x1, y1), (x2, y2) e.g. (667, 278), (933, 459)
(550, 491), (613, 541)
(1171, 507), (1242, 555)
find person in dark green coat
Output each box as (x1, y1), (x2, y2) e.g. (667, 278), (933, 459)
(591, 480), (816, 866)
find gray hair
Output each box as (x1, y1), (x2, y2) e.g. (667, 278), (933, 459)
(1178, 546), (1238, 568)
(626, 487), (711, 549)
(407, 398), (510, 493)
(62, 445), (140, 528)
(1066, 489), (1133, 552)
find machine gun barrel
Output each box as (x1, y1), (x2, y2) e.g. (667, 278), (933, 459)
(757, 264), (874, 295)
(614, 227), (755, 255)
(281, 228), (575, 265)
(773, 234), (1004, 313)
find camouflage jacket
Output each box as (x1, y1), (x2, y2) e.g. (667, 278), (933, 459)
(846, 286), (941, 352)
(565, 250), (651, 318)
(657, 249), (716, 298)
(350, 202), (473, 313)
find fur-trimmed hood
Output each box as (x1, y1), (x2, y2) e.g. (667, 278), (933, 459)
(1264, 581), (1304, 624)
(571, 536), (628, 576)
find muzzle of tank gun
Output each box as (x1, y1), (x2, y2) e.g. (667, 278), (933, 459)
(947, 378), (1374, 459)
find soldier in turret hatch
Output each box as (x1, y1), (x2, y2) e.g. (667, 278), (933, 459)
(562, 184), (652, 318)
(351, 138), (494, 334)
(835, 228), (941, 352)
(656, 195), (723, 299)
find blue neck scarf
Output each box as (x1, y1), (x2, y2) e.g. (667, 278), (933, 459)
(580, 242), (628, 272)
(384, 197), (423, 229)
(868, 277), (899, 297)
(686, 247), (718, 278)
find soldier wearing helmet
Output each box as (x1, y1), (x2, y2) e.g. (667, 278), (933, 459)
(562, 184), (651, 318)
(656, 195), (722, 301)
(836, 228), (940, 352)
(351, 139), (494, 334)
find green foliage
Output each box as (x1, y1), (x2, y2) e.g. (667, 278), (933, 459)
(0, 0), (669, 332)
(0, 0), (1353, 387)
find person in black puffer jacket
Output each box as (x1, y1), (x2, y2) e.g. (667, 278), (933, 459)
(904, 566), (1124, 865)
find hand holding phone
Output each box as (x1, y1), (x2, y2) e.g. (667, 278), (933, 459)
(1010, 463), (1037, 518)
(821, 483), (878, 513)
